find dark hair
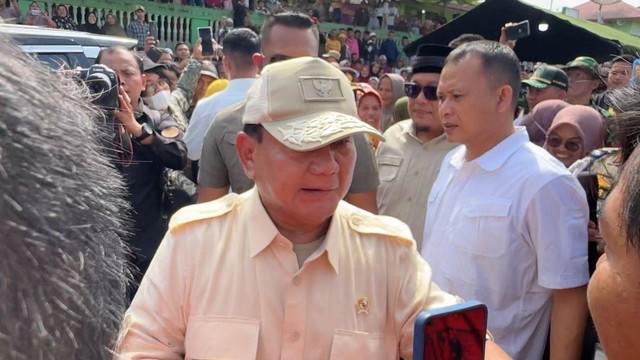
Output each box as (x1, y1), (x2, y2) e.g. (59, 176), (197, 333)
(174, 42), (188, 52)
(445, 40), (521, 111)
(448, 33), (485, 48)
(243, 123), (264, 142)
(96, 47), (144, 74)
(222, 28), (260, 71)
(347, 27), (354, 32)
(612, 54), (635, 65)
(355, 29), (361, 34)
(164, 62), (181, 80)
(618, 146), (640, 250)
(0, 33), (130, 359)
(261, 12), (319, 45)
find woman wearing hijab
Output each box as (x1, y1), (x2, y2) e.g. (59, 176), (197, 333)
(78, 11), (103, 34)
(52, 5), (77, 30)
(103, 12), (127, 37)
(377, 73), (404, 132)
(356, 86), (383, 149)
(543, 105), (605, 168)
(522, 99), (571, 146)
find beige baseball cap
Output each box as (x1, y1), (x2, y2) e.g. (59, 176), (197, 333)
(243, 57), (382, 152)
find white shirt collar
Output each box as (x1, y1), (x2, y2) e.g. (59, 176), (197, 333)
(450, 127), (530, 171)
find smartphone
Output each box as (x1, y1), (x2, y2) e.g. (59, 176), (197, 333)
(413, 300), (488, 360)
(146, 47), (164, 63)
(198, 26), (215, 56)
(577, 172), (601, 275)
(505, 20), (530, 41)
(148, 21), (157, 38)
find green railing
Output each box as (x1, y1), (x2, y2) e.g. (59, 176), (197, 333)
(21, 0), (419, 49)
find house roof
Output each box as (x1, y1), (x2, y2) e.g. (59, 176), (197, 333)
(574, 1), (640, 21)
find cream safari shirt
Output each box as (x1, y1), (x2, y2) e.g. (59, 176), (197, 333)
(117, 188), (458, 359)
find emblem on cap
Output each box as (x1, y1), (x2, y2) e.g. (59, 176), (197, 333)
(299, 76), (344, 101)
(356, 296), (370, 314)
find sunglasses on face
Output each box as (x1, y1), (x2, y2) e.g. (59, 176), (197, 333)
(404, 83), (438, 101)
(546, 136), (582, 152)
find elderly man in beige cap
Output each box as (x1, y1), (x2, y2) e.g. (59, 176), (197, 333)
(114, 57), (511, 359)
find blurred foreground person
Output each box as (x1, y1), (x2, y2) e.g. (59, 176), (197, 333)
(0, 34), (130, 358)
(588, 142), (640, 359)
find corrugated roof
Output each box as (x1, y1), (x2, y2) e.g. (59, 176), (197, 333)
(574, 1), (640, 21)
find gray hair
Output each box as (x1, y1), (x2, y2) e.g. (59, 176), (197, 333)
(0, 34), (131, 359)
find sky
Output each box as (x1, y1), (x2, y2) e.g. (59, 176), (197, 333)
(520, 0), (640, 12)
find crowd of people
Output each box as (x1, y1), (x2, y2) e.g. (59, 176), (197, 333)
(3, 6), (640, 360)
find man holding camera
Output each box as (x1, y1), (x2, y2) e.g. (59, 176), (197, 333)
(96, 47), (188, 297)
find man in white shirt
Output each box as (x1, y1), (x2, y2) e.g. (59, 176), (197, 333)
(184, 28), (259, 163)
(423, 41), (589, 359)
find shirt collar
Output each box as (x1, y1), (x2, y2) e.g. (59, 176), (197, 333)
(450, 127), (529, 171)
(246, 188), (340, 274)
(247, 188), (280, 258)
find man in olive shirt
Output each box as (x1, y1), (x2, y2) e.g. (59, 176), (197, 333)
(376, 44), (458, 248)
(198, 12), (379, 213)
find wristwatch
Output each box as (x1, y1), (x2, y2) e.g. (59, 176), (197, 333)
(135, 122), (154, 142)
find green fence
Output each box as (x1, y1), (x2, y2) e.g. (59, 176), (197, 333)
(21, 0), (419, 49)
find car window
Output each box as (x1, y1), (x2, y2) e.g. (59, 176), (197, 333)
(34, 53), (92, 70)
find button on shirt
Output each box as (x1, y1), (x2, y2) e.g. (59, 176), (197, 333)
(117, 188), (458, 359)
(421, 128), (589, 359)
(184, 78), (257, 161)
(376, 120), (458, 248)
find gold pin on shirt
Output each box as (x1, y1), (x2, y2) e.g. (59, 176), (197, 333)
(356, 297), (370, 314)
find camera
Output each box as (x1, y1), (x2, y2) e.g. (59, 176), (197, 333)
(75, 64), (119, 112)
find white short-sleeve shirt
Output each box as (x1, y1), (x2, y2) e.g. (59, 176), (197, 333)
(421, 127), (589, 359)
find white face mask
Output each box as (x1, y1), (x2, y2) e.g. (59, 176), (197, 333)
(144, 90), (171, 110)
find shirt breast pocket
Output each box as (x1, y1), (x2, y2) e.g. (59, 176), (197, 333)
(378, 155), (402, 182)
(455, 197), (512, 257)
(329, 329), (395, 360)
(184, 316), (260, 360)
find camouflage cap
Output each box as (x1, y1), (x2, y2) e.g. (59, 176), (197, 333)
(564, 56), (601, 78)
(522, 65), (568, 91)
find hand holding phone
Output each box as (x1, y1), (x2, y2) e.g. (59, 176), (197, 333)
(198, 27), (215, 57)
(505, 20), (530, 41)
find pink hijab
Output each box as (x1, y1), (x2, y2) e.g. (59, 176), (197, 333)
(546, 105), (605, 157)
(522, 100), (570, 146)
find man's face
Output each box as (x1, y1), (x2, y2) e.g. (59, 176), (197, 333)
(329, 30), (337, 39)
(240, 130), (356, 230)
(566, 68), (599, 104)
(608, 61), (632, 90)
(142, 72), (169, 98)
(262, 25), (318, 66)
(175, 44), (190, 60)
(408, 72), (443, 136)
(387, 31), (394, 40)
(525, 85), (566, 110)
(99, 49), (146, 108)
(588, 183), (640, 358)
(355, 31), (361, 39)
(347, 30), (354, 38)
(194, 74), (216, 102)
(437, 55), (505, 147)
(135, 9), (145, 21)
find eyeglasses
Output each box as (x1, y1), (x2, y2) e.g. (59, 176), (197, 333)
(404, 83), (438, 101)
(546, 136), (582, 152)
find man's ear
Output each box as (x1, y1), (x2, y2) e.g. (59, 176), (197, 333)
(252, 53), (265, 72)
(236, 132), (257, 180)
(141, 73), (148, 89)
(496, 85), (514, 114)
